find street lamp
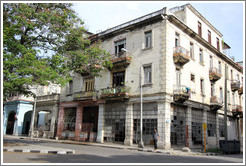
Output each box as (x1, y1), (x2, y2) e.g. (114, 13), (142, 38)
(121, 48), (144, 148)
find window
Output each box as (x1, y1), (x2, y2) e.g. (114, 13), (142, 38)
(145, 31), (152, 48)
(67, 80), (73, 94)
(211, 83), (214, 97)
(114, 39), (126, 56)
(144, 65), (152, 84)
(191, 74), (195, 82)
(200, 78), (204, 94)
(227, 91), (230, 104)
(220, 87), (223, 102)
(175, 32), (180, 47)
(190, 42), (194, 59)
(208, 30), (211, 44)
(216, 37), (220, 51)
(209, 55), (213, 69)
(113, 71), (125, 87)
(232, 92), (235, 105)
(176, 69), (181, 85)
(198, 21), (202, 37)
(218, 61), (221, 73)
(85, 79), (95, 92)
(199, 49), (203, 64)
(231, 69), (233, 80)
(237, 74), (240, 81)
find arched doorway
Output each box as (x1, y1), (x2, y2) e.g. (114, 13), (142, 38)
(6, 111), (16, 135)
(22, 111), (32, 135)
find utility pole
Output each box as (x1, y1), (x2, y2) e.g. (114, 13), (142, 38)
(224, 64), (228, 141)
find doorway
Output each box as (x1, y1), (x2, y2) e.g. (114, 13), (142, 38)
(22, 111), (32, 135)
(82, 106), (99, 141)
(6, 111), (16, 135)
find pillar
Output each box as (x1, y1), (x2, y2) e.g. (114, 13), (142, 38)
(185, 106), (192, 148)
(56, 106), (65, 139)
(96, 104), (105, 143)
(202, 109), (208, 147)
(74, 104), (83, 141)
(124, 103), (133, 146)
(157, 100), (171, 149)
(215, 111), (220, 148)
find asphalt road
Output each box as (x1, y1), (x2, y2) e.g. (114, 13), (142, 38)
(3, 142), (244, 163)
(2, 136), (244, 164)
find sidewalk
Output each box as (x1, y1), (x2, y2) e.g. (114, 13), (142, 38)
(3, 135), (216, 156)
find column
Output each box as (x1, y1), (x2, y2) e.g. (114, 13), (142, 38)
(215, 111), (220, 149)
(124, 103), (133, 146)
(75, 104), (83, 141)
(157, 100), (171, 149)
(202, 109), (208, 147)
(185, 106), (192, 148)
(56, 106), (65, 139)
(96, 104), (105, 143)
(49, 104), (58, 138)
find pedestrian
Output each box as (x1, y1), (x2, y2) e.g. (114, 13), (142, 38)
(153, 129), (159, 150)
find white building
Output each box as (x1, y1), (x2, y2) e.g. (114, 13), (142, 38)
(57, 4), (243, 150)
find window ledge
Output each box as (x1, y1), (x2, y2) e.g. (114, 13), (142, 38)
(200, 93), (205, 97)
(142, 46), (153, 51)
(66, 93), (73, 96)
(142, 83), (153, 87)
(199, 62), (205, 66)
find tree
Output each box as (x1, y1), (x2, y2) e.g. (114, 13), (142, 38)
(3, 3), (112, 100)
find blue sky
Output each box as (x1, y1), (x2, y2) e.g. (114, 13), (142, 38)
(72, 1), (244, 62)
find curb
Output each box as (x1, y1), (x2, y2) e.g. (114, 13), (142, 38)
(3, 148), (75, 155)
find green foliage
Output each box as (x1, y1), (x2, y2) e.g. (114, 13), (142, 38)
(3, 3), (112, 100)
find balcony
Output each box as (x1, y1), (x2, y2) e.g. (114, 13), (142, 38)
(75, 65), (101, 77)
(209, 67), (222, 82)
(100, 86), (130, 100)
(173, 46), (190, 67)
(110, 52), (131, 70)
(36, 93), (60, 106)
(37, 93), (60, 102)
(210, 96), (223, 111)
(231, 80), (240, 92)
(238, 86), (243, 95)
(232, 105), (243, 117)
(73, 91), (98, 101)
(173, 85), (190, 103)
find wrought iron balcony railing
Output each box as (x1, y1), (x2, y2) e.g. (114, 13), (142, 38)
(231, 80), (240, 92)
(210, 96), (223, 111)
(209, 67), (222, 82)
(173, 46), (190, 67)
(173, 85), (190, 102)
(101, 86), (130, 99)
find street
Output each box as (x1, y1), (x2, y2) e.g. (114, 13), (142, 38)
(2, 137), (244, 164)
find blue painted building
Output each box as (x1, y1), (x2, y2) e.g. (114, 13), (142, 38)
(3, 100), (33, 136)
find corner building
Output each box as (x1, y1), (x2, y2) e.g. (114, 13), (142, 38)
(57, 4), (243, 150)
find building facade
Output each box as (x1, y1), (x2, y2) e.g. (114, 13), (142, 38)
(3, 83), (61, 139)
(56, 4), (243, 150)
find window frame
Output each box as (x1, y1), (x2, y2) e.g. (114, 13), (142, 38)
(208, 30), (211, 44)
(143, 65), (152, 85)
(114, 39), (126, 56)
(199, 49), (204, 65)
(144, 31), (152, 49)
(190, 42), (194, 60)
(198, 21), (202, 37)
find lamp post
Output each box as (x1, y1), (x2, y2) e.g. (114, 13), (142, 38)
(121, 48), (144, 148)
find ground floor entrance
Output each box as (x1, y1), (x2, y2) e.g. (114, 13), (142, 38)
(57, 102), (99, 142)
(6, 111), (16, 135)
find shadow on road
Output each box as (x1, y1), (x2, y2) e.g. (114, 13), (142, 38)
(25, 153), (242, 163)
